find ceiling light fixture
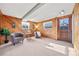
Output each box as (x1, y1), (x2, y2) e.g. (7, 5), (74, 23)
(60, 10), (65, 15)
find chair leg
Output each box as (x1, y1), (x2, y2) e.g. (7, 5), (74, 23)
(13, 43), (15, 46)
(22, 40), (23, 44)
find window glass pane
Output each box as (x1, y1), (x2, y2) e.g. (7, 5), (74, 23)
(21, 22), (30, 30)
(43, 21), (52, 29)
(59, 18), (69, 30)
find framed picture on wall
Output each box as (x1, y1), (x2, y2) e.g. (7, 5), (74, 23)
(43, 21), (53, 29)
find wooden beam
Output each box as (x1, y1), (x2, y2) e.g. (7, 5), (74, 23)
(22, 3), (45, 19)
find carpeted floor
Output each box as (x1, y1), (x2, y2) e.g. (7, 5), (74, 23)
(0, 37), (76, 56)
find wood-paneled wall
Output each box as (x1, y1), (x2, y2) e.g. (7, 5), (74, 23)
(34, 18), (58, 40)
(73, 3), (79, 55)
(0, 15), (22, 32)
(34, 14), (72, 41)
(0, 11), (22, 44)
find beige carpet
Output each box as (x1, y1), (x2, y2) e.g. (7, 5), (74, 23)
(0, 37), (76, 56)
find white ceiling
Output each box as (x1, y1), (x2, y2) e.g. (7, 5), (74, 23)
(0, 3), (37, 18)
(24, 3), (75, 22)
(0, 3), (75, 22)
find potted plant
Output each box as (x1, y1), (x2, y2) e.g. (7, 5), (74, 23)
(0, 28), (11, 43)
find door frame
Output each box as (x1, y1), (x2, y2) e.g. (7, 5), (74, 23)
(57, 14), (72, 43)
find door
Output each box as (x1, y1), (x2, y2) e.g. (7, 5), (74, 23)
(58, 17), (72, 42)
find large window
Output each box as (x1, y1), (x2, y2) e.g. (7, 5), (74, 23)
(43, 21), (53, 29)
(59, 18), (69, 30)
(21, 21), (30, 30)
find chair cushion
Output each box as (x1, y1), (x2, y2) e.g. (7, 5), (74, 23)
(15, 33), (23, 37)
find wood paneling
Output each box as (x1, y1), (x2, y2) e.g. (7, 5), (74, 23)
(34, 14), (72, 42)
(73, 3), (79, 55)
(0, 15), (22, 32)
(0, 11), (22, 44)
(34, 18), (57, 40)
